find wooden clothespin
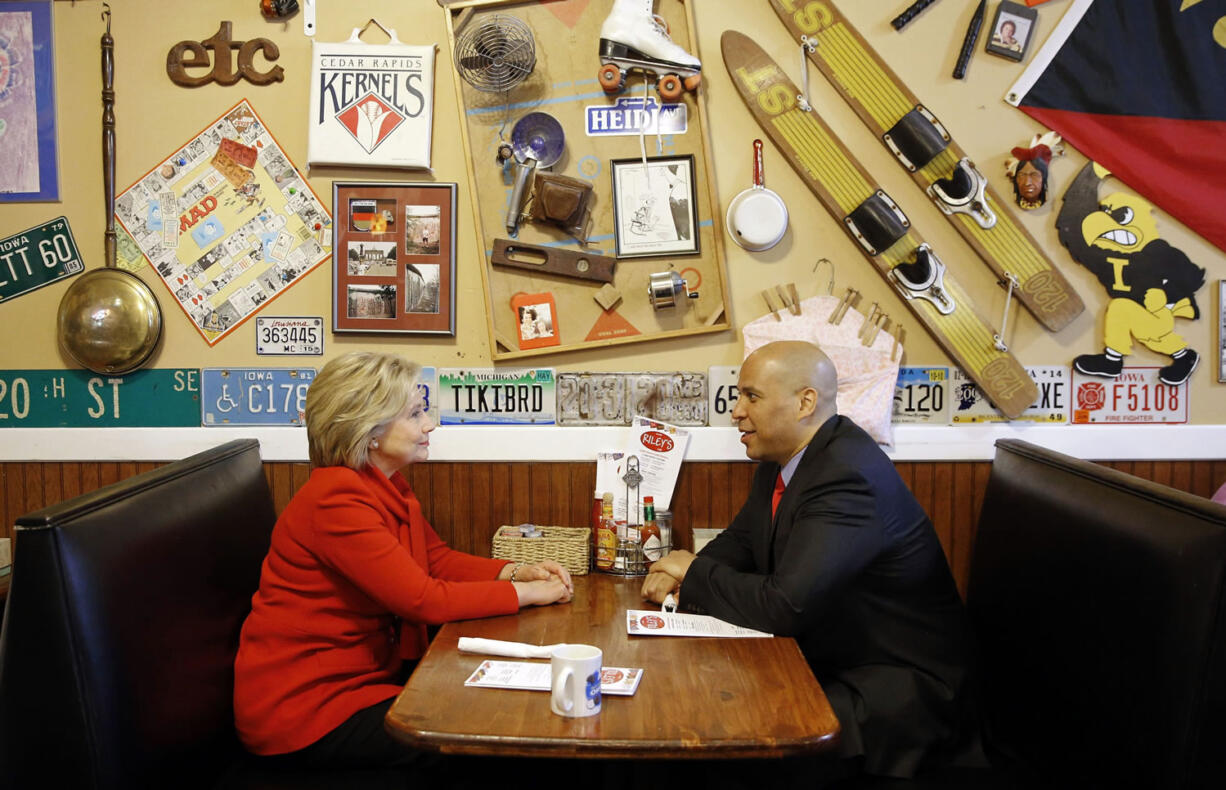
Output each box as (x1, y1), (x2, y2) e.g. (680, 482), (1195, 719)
(776, 283), (801, 315)
(892, 323), (905, 361)
(858, 302), (881, 342)
(865, 315), (890, 348)
(828, 287), (859, 324)
(762, 289), (782, 321)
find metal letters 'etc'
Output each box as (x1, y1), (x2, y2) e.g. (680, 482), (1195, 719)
(167, 21), (284, 87)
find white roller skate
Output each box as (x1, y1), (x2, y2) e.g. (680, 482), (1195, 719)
(597, 0), (702, 101)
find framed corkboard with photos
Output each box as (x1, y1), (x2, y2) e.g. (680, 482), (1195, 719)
(332, 181), (457, 335)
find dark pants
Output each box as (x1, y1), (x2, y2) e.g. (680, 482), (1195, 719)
(255, 698), (423, 769)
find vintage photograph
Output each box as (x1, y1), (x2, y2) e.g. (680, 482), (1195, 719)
(405, 205), (442, 255)
(346, 284), (398, 320)
(511, 291), (560, 350)
(332, 181), (457, 334)
(985, 1), (1037, 61)
(405, 263), (441, 314)
(347, 241), (397, 276)
(611, 155), (699, 258)
(518, 303), (555, 342)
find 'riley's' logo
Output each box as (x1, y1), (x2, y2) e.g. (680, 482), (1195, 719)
(640, 430), (674, 452)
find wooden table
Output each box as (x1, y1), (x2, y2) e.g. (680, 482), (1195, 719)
(385, 574), (840, 759)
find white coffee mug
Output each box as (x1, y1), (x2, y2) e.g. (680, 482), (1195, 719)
(550, 644), (602, 718)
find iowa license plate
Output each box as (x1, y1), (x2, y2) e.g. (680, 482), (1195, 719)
(1071, 367), (1188, 424)
(0, 217), (85, 304)
(202, 368), (315, 425)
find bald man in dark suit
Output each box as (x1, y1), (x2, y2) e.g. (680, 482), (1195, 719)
(643, 341), (977, 781)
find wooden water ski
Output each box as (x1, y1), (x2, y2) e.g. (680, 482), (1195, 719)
(722, 30), (1036, 418)
(769, 0), (1084, 332)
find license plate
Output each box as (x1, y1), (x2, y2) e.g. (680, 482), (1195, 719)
(201, 368), (315, 426)
(951, 366), (1069, 423)
(419, 366), (438, 423)
(438, 368), (556, 425)
(0, 217), (85, 304)
(557, 373), (627, 425)
(627, 373), (707, 426)
(0, 369), (200, 427)
(893, 367), (949, 424)
(707, 365), (740, 427)
(1071, 367), (1188, 424)
(256, 317), (324, 355)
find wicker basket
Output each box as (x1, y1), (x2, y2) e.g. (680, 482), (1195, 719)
(491, 525), (591, 576)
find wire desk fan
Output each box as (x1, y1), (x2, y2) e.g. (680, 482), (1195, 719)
(454, 14), (536, 93)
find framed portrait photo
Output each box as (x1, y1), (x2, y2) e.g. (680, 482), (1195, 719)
(985, 1), (1039, 62)
(332, 181), (456, 335)
(611, 155), (700, 258)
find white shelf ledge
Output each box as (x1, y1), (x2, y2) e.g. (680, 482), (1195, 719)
(1, 424), (1221, 463)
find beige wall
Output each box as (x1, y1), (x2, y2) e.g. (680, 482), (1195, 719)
(1, 0), (1222, 419)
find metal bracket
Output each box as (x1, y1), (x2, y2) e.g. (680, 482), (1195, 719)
(888, 244), (955, 315)
(845, 191), (910, 256)
(883, 106), (949, 172)
(303, 0), (316, 36)
(927, 157), (996, 229)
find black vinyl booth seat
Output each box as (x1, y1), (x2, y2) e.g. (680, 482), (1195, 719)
(969, 439), (1226, 790)
(844, 439), (1226, 790)
(0, 440), (274, 789)
(0, 440), (413, 790)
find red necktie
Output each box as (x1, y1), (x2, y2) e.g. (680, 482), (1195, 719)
(772, 471), (785, 518)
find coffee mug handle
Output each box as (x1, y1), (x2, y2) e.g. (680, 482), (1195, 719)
(552, 666), (574, 713)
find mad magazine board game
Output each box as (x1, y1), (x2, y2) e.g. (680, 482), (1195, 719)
(114, 100), (331, 345)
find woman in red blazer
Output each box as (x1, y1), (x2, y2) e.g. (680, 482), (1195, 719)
(234, 352), (572, 767)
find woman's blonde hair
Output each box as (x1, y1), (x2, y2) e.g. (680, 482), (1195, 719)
(305, 351), (422, 469)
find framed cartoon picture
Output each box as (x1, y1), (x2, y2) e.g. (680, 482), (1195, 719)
(985, 1), (1038, 62)
(332, 181), (456, 334)
(611, 155), (700, 258)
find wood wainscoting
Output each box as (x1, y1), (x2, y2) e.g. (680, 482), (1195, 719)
(4, 459), (1226, 597)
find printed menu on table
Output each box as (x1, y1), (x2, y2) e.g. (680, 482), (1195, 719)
(626, 610), (772, 638)
(464, 660), (644, 695)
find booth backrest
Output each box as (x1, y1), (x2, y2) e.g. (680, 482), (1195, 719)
(969, 439), (1226, 789)
(0, 439), (274, 790)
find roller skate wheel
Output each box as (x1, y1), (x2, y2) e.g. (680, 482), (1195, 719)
(683, 73), (702, 92)
(657, 74), (683, 102)
(598, 63), (626, 94)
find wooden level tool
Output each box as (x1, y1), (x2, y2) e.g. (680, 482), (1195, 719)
(490, 239), (616, 284)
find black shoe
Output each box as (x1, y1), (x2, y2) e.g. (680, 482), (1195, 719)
(1159, 348), (1199, 386)
(1074, 352), (1123, 378)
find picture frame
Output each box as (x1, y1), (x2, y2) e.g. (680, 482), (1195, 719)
(0, 1), (59, 202)
(985, 1), (1038, 62)
(332, 181), (457, 335)
(611, 154), (700, 258)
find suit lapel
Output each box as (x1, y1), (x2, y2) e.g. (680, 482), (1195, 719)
(768, 416), (841, 568)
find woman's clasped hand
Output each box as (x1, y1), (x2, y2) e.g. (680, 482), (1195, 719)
(499, 559), (575, 606)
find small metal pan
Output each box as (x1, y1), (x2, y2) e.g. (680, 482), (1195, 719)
(725, 139), (789, 252)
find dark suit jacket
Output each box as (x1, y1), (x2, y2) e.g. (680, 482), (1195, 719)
(680, 415), (974, 778)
